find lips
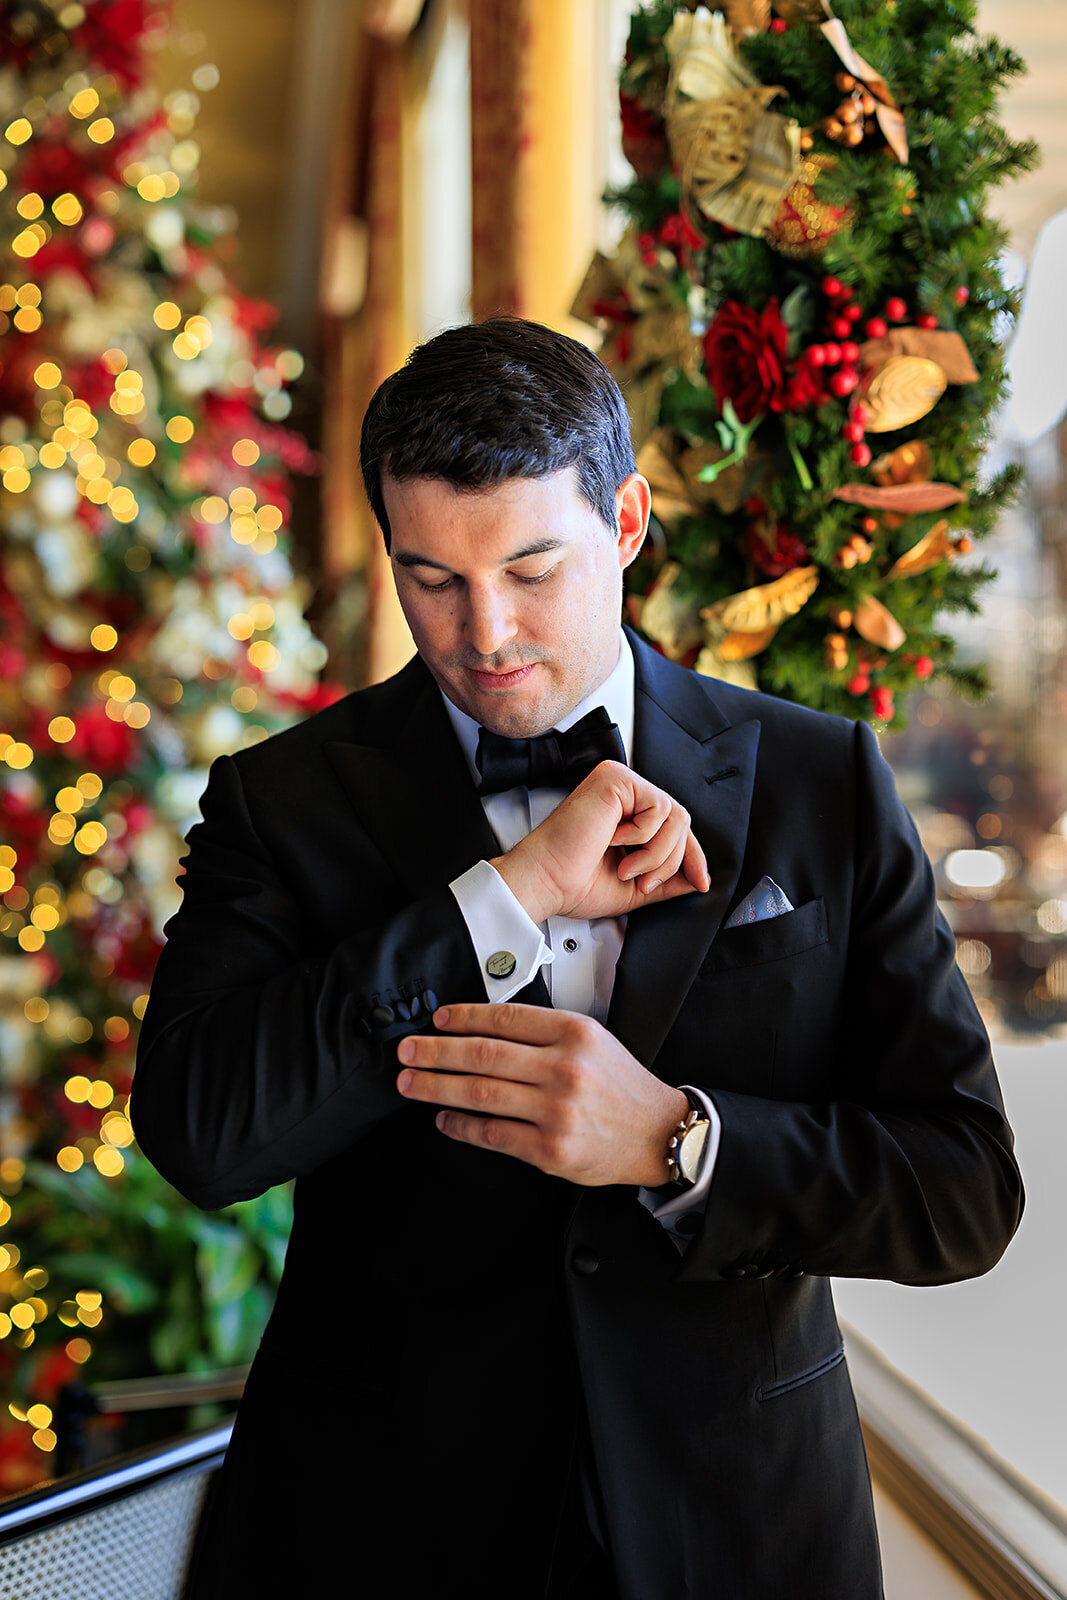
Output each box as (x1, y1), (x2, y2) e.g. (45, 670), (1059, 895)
(466, 663), (536, 689)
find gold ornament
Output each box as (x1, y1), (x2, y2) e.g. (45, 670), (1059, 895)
(694, 646), (760, 690)
(861, 356), (947, 433)
(668, 89), (801, 238)
(703, 563), (819, 633)
(639, 561), (705, 660)
(717, 623), (779, 660)
(886, 520), (956, 580)
(767, 152), (852, 260)
(853, 594), (906, 651)
(724, 0), (772, 40)
(825, 632), (850, 670)
(871, 439), (931, 485)
(834, 535), (874, 569)
(636, 432), (694, 525)
(679, 441), (754, 514)
(774, 0), (825, 22)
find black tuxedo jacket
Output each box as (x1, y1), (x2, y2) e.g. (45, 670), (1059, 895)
(132, 629), (1022, 1600)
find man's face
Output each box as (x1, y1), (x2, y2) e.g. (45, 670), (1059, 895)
(385, 466), (649, 737)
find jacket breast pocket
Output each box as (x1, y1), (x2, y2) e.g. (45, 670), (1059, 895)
(700, 896), (828, 975)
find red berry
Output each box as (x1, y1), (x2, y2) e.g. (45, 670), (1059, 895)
(915, 655), (934, 680)
(841, 341), (860, 364)
(806, 344), (828, 367)
(823, 342), (843, 366)
(871, 686), (894, 720)
(852, 402), (870, 425)
(770, 16), (787, 30)
(847, 674), (870, 696)
(842, 421), (865, 444)
(917, 312), (938, 329)
(865, 317), (888, 339)
(953, 285), (970, 305)
(850, 442), (872, 467)
(830, 316), (852, 339)
(822, 276), (844, 298)
(885, 297), (907, 321)
(844, 303), (863, 322)
(831, 368), (859, 397)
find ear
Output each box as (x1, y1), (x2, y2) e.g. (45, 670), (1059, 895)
(614, 473), (652, 569)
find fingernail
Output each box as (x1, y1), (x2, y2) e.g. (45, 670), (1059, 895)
(434, 1006), (450, 1026)
(397, 1070), (412, 1092)
(398, 1038), (415, 1062)
(436, 1111), (448, 1131)
(646, 878), (662, 892)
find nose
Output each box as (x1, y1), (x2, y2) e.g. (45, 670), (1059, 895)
(462, 583), (518, 659)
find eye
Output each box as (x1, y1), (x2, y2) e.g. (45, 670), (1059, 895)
(413, 574), (455, 593)
(512, 568), (555, 585)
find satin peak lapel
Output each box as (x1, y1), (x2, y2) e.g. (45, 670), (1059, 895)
(607, 681), (759, 1067)
(322, 664), (552, 1009)
(322, 666), (499, 903)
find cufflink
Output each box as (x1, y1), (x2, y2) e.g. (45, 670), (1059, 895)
(486, 950), (517, 980)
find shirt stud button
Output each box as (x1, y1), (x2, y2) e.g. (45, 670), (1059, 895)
(486, 950), (517, 980)
(563, 937), (579, 953)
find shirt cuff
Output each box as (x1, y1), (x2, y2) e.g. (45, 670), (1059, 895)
(637, 1086), (722, 1253)
(449, 859), (554, 1002)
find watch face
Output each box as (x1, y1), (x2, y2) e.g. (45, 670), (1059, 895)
(680, 1119), (709, 1184)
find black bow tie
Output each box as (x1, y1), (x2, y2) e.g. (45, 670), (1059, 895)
(475, 706), (626, 797)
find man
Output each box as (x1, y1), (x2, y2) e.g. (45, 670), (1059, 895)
(132, 317), (1022, 1600)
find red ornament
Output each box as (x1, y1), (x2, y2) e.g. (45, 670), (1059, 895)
(953, 285), (970, 305)
(917, 312), (938, 329)
(847, 673), (871, 696)
(914, 655), (935, 680)
(870, 686), (895, 721)
(885, 297), (907, 321)
(865, 317), (888, 339)
(850, 442), (873, 467)
(831, 368), (859, 397)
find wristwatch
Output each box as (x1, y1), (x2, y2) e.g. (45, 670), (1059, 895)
(665, 1092), (711, 1189)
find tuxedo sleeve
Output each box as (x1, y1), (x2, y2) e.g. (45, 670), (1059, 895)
(131, 752), (487, 1211)
(680, 718), (1023, 1287)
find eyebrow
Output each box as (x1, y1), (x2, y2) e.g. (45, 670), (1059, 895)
(394, 537), (567, 573)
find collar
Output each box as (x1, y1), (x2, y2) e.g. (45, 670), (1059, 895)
(440, 629), (636, 787)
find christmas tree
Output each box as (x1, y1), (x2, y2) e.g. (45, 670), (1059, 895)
(0, 0), (335, 1490)
(575, 0), (1037, 728)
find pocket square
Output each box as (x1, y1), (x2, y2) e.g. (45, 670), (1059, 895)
(724, 876), (794, 928)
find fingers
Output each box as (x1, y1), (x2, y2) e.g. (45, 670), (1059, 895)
(430, 1000), (567, 1045)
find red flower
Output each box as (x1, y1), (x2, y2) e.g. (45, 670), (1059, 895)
(704, 300), (805, 423)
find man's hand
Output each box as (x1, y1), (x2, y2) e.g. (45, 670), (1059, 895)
(491, 760), (709, 925)
(396, 1002), (688, 1188)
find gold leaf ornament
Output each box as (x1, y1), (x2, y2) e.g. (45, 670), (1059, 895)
(886, 520), (956, 580)
(861, 356), (947, 433)
(853, 594), (906, 651)
(639, 561), (705, 661)
(664, 9), (758, 102)
(858, 328), (979, 386)
(636, 432), (695, 526)
(702, 563), (819, 633)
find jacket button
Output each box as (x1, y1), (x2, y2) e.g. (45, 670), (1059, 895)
(370, 1004), (395, 1028)
(721, 1264), (746, 1279)
(420, 989), (438, 1015)
(395, 999), (412, 1022)
(571, 1248), (599, 1276)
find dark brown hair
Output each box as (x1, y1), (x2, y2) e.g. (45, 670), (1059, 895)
(359, 317), (636, 550)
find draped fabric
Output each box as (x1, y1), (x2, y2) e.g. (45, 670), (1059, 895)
(470, 0), (531, 319)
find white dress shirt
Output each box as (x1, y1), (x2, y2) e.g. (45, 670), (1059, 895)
(443, 631), (720, 1243)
